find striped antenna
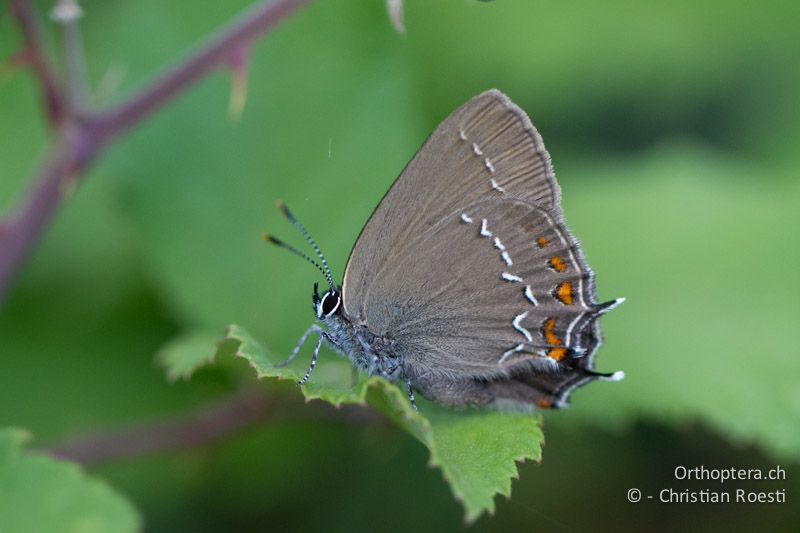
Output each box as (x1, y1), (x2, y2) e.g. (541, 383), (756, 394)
(274, 200), (336, 291)
(262, 232), (335, 292)
(268, 200), (336, 292)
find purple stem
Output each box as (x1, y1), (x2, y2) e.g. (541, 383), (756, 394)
(46, 390), (275, 464)
(45, 390), (384, 465)
(0, 0), (309, 302)
(8, 0), (66, 126)
(89, 0), (309, 139)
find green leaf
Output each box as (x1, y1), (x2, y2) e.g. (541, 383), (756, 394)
(155, 329), (224, 381)
(169, 324), (543, 522)
(0, 428), (141, 533)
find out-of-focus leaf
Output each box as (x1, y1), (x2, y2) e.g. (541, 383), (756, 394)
(156, 329), (224, 381)
(0, 428), (141, 533)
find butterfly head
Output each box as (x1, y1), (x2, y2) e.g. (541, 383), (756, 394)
(313, 281), (342, 320)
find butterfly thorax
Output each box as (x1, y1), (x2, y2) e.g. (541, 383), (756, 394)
(320, 312), (401, 379)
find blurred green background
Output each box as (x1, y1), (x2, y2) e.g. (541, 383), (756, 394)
(1, 0), (799, 530)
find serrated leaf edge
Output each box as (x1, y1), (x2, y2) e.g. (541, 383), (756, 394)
(216, 324), (542, 522)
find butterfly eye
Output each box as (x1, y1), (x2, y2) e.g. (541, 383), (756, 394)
(319, 291), (341, 318)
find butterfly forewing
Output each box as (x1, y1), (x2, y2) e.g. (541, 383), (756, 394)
(343, 90), (562, 319)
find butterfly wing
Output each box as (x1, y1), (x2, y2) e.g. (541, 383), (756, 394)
(342, 89), (619, 406)
(343, 89), (561, 309)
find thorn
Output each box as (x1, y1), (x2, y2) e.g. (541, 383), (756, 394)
(3, 49), (28, 70)
(51, 0), (83, 23)
(385, 0), (405, 34)
(227, 45), (251, 120)
(2, 48), (39, 88)
(94, 62), (127, 105)
(0, 60), (17, 86)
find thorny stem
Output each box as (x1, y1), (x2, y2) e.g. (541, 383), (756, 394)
(45, 390), (385, 465)
(8, 0), (66, 126)
(0, 0), (309, 303)
(46, 390), (275, 464)
(89, 0), (309, 139)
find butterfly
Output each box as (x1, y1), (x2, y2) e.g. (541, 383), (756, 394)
(265, 89), (623, 410)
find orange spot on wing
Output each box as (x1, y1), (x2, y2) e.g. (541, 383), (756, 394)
(536, 236), (549, 248)
(542, 318), (562, 346)
(543, 318), (567, 360)
(553, 281), (573, 305)
(548, 255), (567, 272)
(535, 398), (552, 409)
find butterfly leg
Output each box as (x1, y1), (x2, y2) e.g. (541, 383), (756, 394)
(297, 332), (325, 386)
(404, 375), (418, 411)
(374, 355), (400, 381)
(276, 323), (323, 368)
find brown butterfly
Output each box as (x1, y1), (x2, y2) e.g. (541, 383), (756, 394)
(266, 89), (623, 410)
